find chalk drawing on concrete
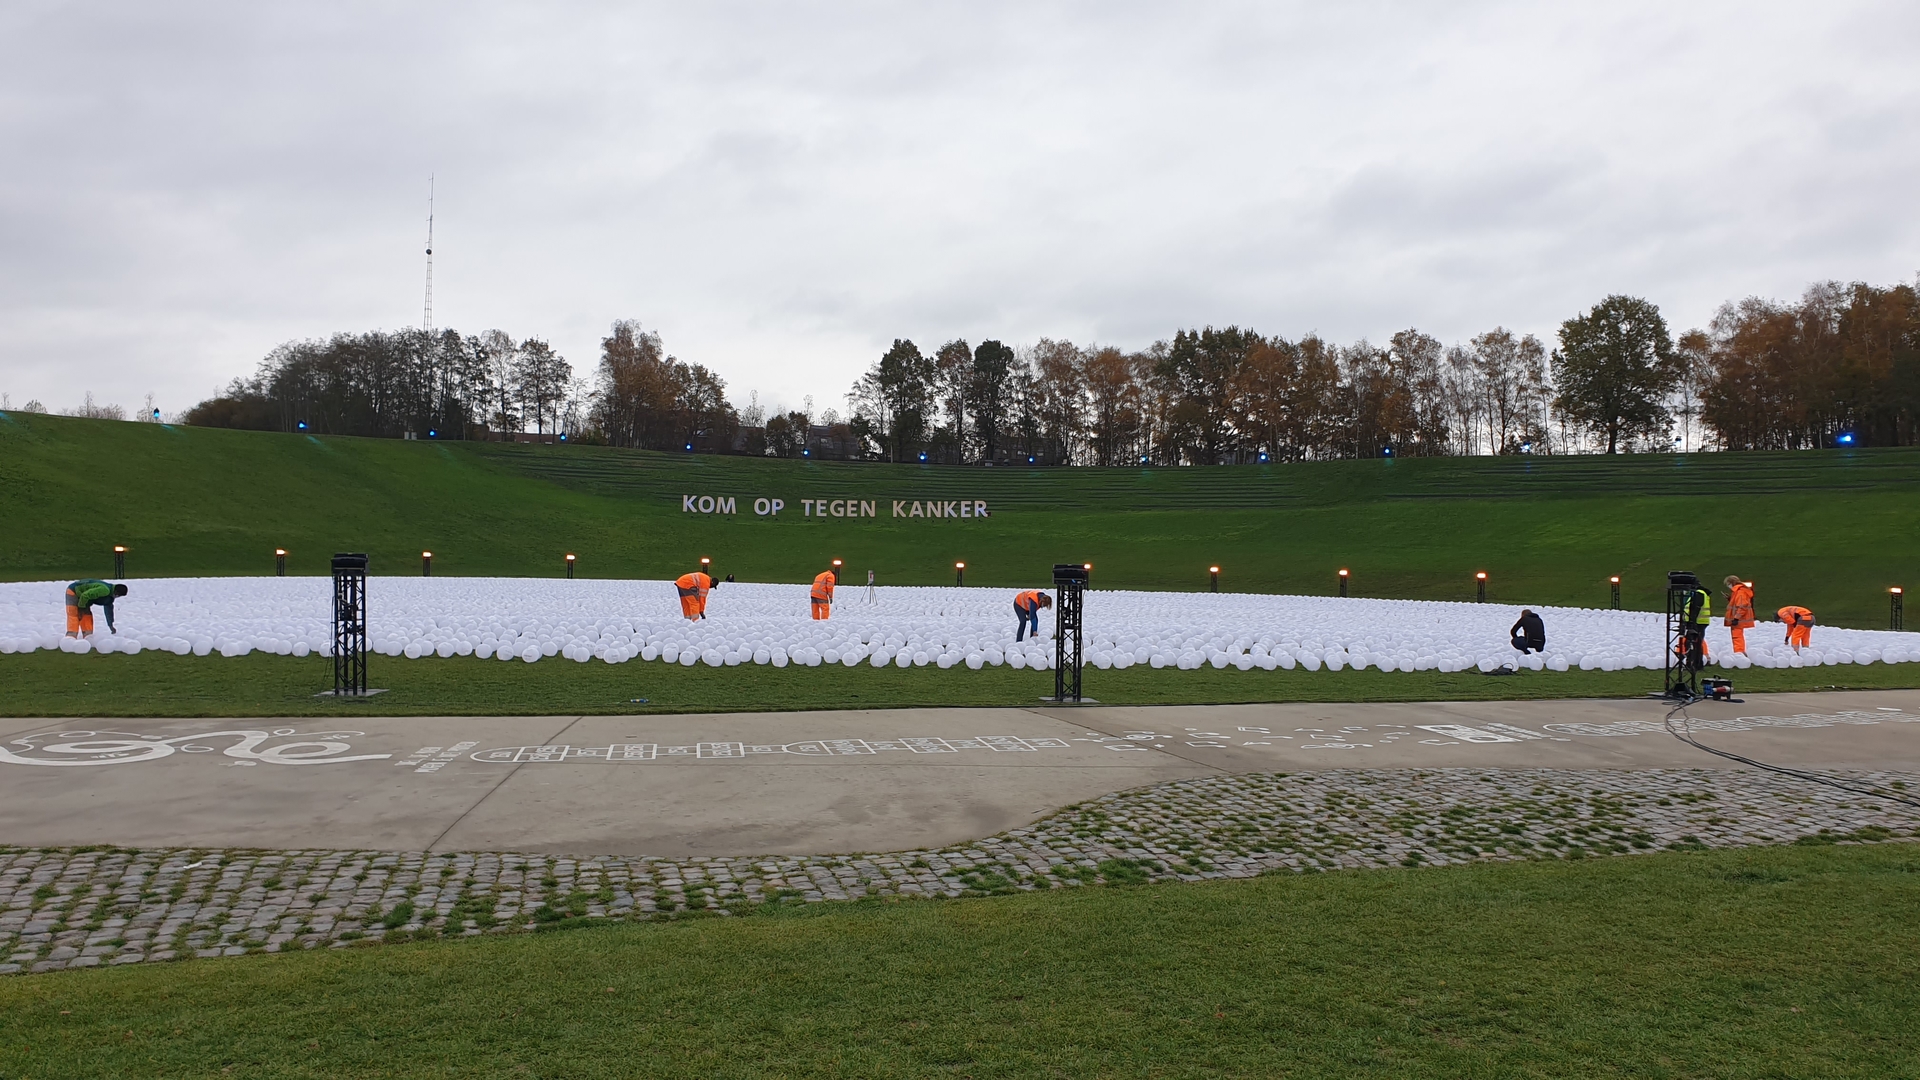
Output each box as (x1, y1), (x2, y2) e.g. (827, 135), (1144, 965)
(1543, 710), (1920, 740)
(1, 728), (392, 768)
(471, 735), (1071, 764)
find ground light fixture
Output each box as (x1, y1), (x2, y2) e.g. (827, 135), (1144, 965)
(1210, 565), (1221, 593)
(919, 452), (928, 462)
(955, 561), (965, 586)
(566, 553), (576, 580)
(1611, 575), (1622, 609)
(112, 546), (126, 578)
(1838, 432), (1856, 445)
(275, 549), (287, 577)
(421, 551), (433, 577)
(297, 421), (308, 431)
(1258, 451), (1270, 463)
(1476, 571), (1488, 603)
(1339, 568), (1349, 597)
(1894, 587), (1905, 632)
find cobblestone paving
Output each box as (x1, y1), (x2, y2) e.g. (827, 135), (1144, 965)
(5, 767), (1917, 975)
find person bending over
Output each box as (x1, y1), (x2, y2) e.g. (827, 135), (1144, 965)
(1778, 606), (1814, 651)
(675, 569), (718, 620)
(810, 567), (837, 620)
(1509, 608), (1546, 654)
(1014, 589), (1053, 642)
(66, 580), (127, 637)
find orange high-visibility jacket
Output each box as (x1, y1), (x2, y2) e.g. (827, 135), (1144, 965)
(1777, 606), (1814, 627)
(811, 571), (836, 602)
(1725, 584), (1755, 628)
(1014, 590), (1046, 613)
(675, 572), (713, 599)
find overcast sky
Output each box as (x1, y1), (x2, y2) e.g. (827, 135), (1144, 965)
(2, 1), (1915, 419)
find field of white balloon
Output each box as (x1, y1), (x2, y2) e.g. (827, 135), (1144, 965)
(3, 577), (1917, 674)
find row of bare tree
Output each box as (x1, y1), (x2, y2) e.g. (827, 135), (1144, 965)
(848, 326), (1559, 464)
(847, 282), (1918, 462)
(181, 278), (1917, 458)
(183, 328), (574, 439)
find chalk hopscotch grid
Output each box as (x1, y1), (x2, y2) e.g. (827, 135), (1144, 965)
(469, 736), (1067, 764)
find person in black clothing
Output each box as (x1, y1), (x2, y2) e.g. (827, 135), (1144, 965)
(1509, 609), (1546, 654)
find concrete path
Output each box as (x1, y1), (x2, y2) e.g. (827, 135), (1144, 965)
(3, 691), (1917, 857)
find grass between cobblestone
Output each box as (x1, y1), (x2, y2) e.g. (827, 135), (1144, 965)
(1, 843), (1917, 1077)
(3, 648), (1919, 717)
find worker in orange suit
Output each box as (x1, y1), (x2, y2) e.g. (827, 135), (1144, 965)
(675, 568), (717, 620)
(1778, 606), (1814, 651)
(810, 567), (837, 620)
(1723, 576), (1755, 654)
(1014, 589), (1053, 641)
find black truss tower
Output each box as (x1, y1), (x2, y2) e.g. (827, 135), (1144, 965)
(1052, 563), (1089, 702)
(332, 553), (369, 696)
(1663, 569), (1701, 701)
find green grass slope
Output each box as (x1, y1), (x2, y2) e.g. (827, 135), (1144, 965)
(3, 411), (1917, 626)
(4, 843), (1917, 1077)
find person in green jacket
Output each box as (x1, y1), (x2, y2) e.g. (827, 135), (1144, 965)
(65, 580), (127, 637)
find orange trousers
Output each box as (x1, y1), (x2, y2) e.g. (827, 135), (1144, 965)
(811, 600), (831, 620)
(679, 595), (705, 619)
(64, 591), (94, 635)
(1787, 624), (1811, 649)
(1729, 626), (1747, 654)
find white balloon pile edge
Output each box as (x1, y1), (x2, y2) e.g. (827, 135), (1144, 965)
(2, 576), (1917, 675)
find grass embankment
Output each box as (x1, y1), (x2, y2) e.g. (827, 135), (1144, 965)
(4, 843), (1916, 1077)
(3, 648), (1917, 717)
(2, 412), (1918, 625)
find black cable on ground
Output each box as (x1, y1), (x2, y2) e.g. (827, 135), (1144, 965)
(1664, 697), (1920, 810)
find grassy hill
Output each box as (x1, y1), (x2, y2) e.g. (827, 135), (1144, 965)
(2, 411), (1917, 627)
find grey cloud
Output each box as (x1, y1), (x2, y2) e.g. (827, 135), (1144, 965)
(1, 1), (1916, 417)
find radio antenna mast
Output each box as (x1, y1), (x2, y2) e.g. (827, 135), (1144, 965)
(422, 175), (435, 335)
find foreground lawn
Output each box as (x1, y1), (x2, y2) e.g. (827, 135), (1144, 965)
(2, 648), (1918, 716)
(3, 843), (1916, 1077)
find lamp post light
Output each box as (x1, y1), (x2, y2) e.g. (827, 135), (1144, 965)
(113, 546), (126, 578)
(1476, 571), (1487, 603)
(1894, 587), (1905, 632)
(955, 561), (965, 587)
(1610, 575), (1621, 609)
(1338, 568), (1349, 598)
(566, 553), (576, 580)
(421, 551), (433, 577)
(1083, 562), (1093, 588)
(700, 556), (711, 571)
(1209, 565), (1220, 593)
(275, 548), (287, 577)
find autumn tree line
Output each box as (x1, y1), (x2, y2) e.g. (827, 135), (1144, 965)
(183, 280), (1918, 460)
